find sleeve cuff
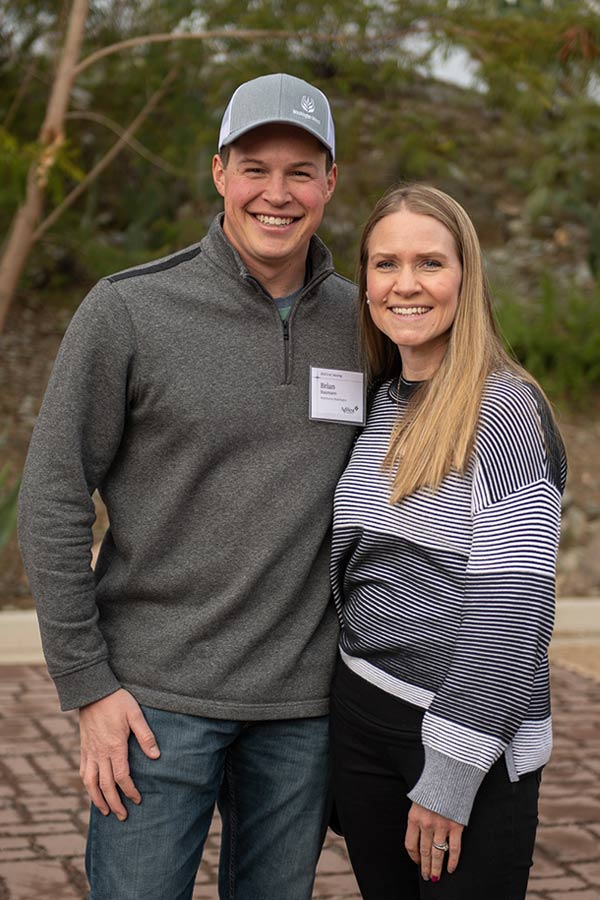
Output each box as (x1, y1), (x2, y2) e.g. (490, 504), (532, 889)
(53, 659), (121, 711)
(407, 746), (487, 826)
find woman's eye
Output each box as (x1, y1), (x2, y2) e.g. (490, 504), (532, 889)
(375, 260), (394, 270)
(422, 259), (442, 269)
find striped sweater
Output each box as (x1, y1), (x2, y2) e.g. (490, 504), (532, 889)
(331, 371), (566, 825)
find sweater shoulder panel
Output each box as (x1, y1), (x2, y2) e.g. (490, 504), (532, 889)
(473, 371), (566, 509)
(107, 244), (203, 284)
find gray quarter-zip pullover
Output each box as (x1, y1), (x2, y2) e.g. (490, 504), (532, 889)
(18, 215), (358, 716)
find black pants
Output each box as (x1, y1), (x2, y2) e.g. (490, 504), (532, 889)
(330, 660), (541, 900)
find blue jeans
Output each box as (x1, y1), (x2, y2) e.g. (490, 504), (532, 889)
(86, 707), (331, 900)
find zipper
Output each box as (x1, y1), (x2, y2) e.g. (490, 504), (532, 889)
(282, 317), (290, 383)
(282, 269), (333, 385)
(244, 269), (333, 385)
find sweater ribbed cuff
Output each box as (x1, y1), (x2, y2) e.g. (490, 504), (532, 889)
(53, 659), (121, 711)
(407, 746), (487, 826)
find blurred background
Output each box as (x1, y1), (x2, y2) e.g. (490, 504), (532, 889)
(1, 0), (599, 614)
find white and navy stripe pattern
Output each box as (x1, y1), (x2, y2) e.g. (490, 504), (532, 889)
(331, 370), (566, 824)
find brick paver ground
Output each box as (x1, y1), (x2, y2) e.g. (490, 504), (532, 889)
(0, 663), (598, 899)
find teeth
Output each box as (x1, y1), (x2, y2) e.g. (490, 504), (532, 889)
(391, 306), (430, 316)
(255, 215), (295, 226)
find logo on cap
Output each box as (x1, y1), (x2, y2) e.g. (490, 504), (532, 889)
(301, 95), (316, 114)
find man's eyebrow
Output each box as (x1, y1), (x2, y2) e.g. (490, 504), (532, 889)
(287, 160), (319, 168)
(236, 156), (319, 168)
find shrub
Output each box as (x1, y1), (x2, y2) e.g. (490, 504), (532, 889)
(495, 277), (600, 403)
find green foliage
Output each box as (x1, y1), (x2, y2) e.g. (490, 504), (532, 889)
(0, 128), (37, 212)
(2, 0), (600, 400)
(0, 465), (20, 554)
(73, 230), (181, 283)
(496, 277), (600, 403)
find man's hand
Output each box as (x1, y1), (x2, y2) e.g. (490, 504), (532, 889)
(79, 689), (160, 821)
(405, 801), (464, 883)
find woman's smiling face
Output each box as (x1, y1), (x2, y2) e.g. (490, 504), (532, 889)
(366, 208), (463, 380)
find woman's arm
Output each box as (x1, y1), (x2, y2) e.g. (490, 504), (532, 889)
(408, 378), (565, 825)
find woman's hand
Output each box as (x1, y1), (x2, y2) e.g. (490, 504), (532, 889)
(405, 801), (464, 882)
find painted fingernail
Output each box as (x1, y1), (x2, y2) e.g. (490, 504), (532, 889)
(431, 875), (440, 883)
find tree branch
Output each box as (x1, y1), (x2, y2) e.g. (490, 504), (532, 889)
(65, 110), (186, 176)
(73, 29), (352, 75)
(33, 67), (179, 242)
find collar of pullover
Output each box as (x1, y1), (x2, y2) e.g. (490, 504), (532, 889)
(200, 214), (335, 297)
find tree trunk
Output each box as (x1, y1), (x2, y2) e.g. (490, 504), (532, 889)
(0, 0), (89, 332)
(0, 172), (45, 332)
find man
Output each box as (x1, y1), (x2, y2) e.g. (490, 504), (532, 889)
(19, 73), (360, 899)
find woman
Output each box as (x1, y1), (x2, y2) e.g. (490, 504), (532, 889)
(330, 184), (566, 899)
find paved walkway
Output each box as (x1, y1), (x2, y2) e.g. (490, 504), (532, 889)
(0, 663), (599, 899)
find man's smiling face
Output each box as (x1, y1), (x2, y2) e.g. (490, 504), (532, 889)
(212, 123), (337, 282)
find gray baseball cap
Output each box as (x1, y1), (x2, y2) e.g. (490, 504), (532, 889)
(218, 73), (336, 160)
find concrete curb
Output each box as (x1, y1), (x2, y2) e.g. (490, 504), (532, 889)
(0, 609), (44, 663)
(1, 598), (599, 665)
(553, 596), (600, 635)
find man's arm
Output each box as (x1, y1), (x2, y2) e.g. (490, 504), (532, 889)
(18, 280), (159, 817)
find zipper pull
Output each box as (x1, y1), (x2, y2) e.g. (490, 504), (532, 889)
(282, 319), (289, 340)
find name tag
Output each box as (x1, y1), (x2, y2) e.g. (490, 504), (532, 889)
(309, 366), (366, 426)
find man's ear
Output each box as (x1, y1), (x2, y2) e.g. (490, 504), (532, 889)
(212, 154), (226, 198)
(325, 163), (338, 203)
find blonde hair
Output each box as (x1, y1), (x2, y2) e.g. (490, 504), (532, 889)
(358, 183), (537, 503)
